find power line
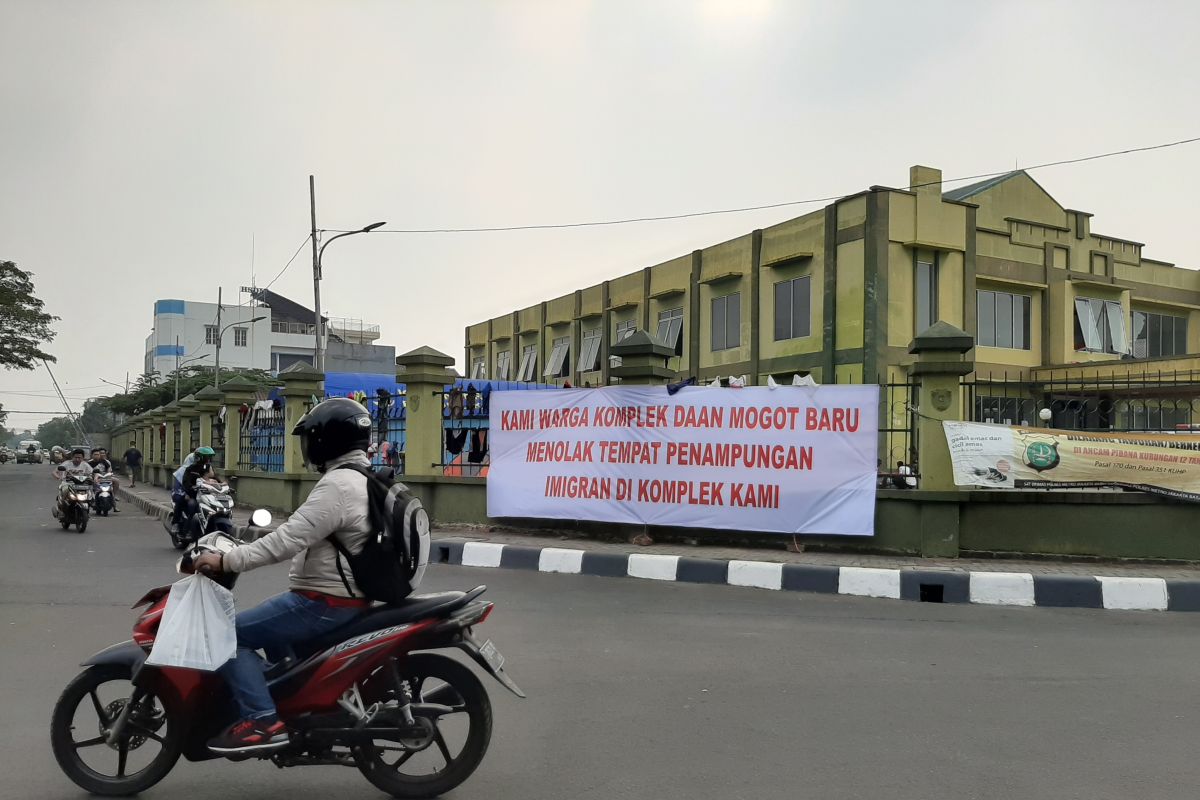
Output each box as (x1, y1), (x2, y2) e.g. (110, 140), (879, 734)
(321, 135), (1200, 235)
(263, 235), (314, 292)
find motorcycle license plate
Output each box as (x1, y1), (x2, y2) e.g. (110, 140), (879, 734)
(479, 639), (505, 672)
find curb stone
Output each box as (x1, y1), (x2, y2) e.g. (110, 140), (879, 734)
(434, 539), (1200, 613)
(120, 489), (1200, 612)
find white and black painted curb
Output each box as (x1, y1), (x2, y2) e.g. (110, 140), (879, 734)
(434, 539), (1200, 613)
(121, 488), (1200, 612)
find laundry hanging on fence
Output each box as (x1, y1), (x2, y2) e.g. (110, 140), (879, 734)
(448, 387), (464, 419)
(468, 430), (488, 464)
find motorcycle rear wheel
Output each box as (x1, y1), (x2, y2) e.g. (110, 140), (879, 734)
(354, 654), (492, 798)
(51, 664), (182, 796)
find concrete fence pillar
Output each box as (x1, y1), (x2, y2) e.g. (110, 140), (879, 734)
(396, 346), (455, 478)
(609, 330), (675, 385)
(162, 400), (181, 468)
(909, 321), (975, 492)
(278, 362), (324, 474)
(219, 376), (259, 476)
(146, 407), (166, 484)
(177, 394), (198, 460)
(193, 385), (223, 448)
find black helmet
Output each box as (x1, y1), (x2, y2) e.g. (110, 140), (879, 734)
(293, 397), (371, 471)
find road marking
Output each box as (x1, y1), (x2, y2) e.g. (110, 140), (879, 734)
(727, 560), (783, 590)
(969, 572), (1035, 606)
(627, 554), (679, 581)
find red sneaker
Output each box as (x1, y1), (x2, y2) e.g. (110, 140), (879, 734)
(207, 718), (288, 754)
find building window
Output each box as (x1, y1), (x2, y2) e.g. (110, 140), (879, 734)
(711, 293), (741, 352)
(233, 327), (248, 347)
(1132, 310), (1188, 359)
(977, 290), (1031, 350)
(517, 344), (538, 382)
(1073, 297), (1126, 354)
(495, 350), (512, 380)
(615, 319), (636, 342)
(915, 255), (938, 334)
(773, 276), (811, 341)
(655, 308), (684, 355)
(205, 325), (219, 345)
(471, 358), (486, 380)
(578, 329), (602, 372)
(544, 336), (571, 378)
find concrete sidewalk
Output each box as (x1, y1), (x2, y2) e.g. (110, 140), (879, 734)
(118, 481), (1200, 612)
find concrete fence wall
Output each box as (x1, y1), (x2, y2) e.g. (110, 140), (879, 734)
(113, 342), (1200, 565)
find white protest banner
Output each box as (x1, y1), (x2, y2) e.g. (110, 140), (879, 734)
(487, 385), (879, 535)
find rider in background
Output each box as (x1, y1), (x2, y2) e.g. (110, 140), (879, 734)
(54, 449), (95, 508)
(88, 448), (120, 512)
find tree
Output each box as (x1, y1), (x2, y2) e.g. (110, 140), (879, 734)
(0, 261), (58, 370)
(101, 366), (279, 416)
(77, 398), (115, 433)
(0, 402), (6, 428)
(37, 417), (79, 448)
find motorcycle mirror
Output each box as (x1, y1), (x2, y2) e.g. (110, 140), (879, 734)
(250, 508), (272, 527)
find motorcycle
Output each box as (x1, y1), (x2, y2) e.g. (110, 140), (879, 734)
(54, 475), (92, 533)
(50, 522), (523, 798)
(94, 473), (116, 517)
(164, 482), (235, 550)
(0, 450), (8, 464)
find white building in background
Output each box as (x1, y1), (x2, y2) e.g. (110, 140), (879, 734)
(144, 290), (394, 379)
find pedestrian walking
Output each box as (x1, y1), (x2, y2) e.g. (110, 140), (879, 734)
(122, 441), (143, 487)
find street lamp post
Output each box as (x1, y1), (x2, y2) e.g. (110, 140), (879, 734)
(308, 178), (384, 376)
(214, 315), (266, 389)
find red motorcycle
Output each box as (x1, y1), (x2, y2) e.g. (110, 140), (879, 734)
(50, 534), (523, 798)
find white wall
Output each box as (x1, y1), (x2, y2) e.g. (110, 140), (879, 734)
(146, 299), (272, 378)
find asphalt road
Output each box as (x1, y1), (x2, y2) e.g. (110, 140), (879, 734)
(1, 464), (1198, 800)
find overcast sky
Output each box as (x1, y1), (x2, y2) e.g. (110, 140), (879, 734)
(3, 0), (1199, 429)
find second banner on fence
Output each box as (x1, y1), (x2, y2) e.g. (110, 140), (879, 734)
(943, 420), (1200, 501)
(487, 385), (880, 535)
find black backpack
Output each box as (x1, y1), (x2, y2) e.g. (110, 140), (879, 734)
(327, 463), (431, 605)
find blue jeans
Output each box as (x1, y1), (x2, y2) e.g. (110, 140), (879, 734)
(217, 592), (361, 720)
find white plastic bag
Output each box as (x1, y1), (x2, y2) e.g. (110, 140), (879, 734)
(145, 574), (237, 671)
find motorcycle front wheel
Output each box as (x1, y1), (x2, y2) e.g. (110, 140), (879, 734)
(354, 653), (493, 799)
(76, 508), (89, 533)
(51, 664), (182, 796)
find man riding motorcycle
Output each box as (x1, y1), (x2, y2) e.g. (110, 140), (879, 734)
(87, 448), (120, 512)
(173, 447), (221, 531)
(54, 449), (95, 508)
(193, 398), (375, 755)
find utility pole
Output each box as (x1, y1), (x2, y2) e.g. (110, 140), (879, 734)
(310, 175), (324, 374)
(175, 336), (181, 402)
(214, 287), (223, 388)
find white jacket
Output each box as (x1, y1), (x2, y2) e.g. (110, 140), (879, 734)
(222, 451), (372, 597)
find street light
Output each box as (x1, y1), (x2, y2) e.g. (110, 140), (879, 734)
(214, 316), (266, 389)
(312, 221), (386, 373)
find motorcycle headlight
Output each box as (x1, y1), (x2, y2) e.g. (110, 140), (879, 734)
(73, 492), (89, 500)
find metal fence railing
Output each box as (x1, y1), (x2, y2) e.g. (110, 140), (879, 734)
(368, 392), (407, 474)
(189, 417), (200, 455)
(211, 417), (225, 470)
(963, 369), (1200, 433)
(239, 405), (285, 473)
(441, 385), (490, 477)
(171, 425), (181, 466)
